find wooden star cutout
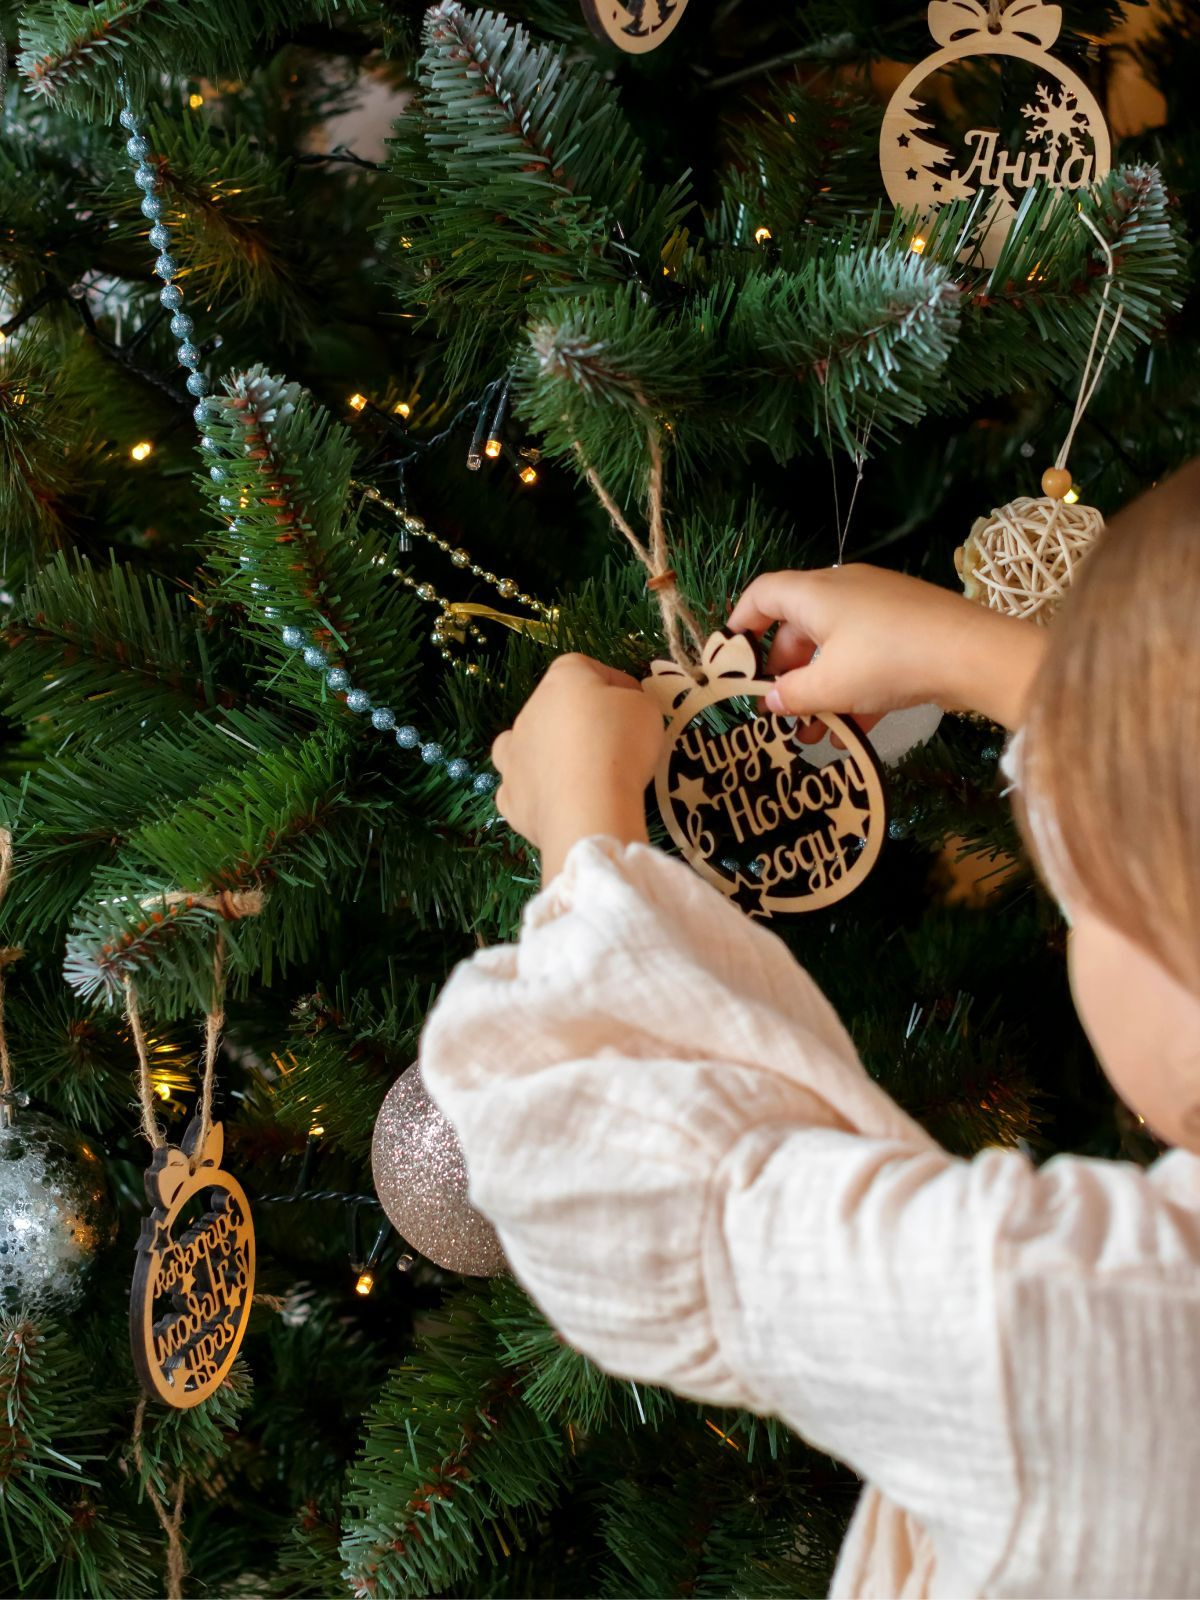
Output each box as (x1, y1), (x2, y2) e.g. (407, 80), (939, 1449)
(897, 133), (910, 148)
(827, 791), (872, 841)
(728, 873), (769, 918)
(758, 720), (795, 774)
(671, 771), (713, 813)
(906, 167), (918, 182)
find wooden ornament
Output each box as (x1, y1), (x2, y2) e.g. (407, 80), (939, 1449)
(130, 1118), (255, 1409)
(880, 1), (1111, 266)
(580, 0), (690, 54)
(643, 632), (886, 917)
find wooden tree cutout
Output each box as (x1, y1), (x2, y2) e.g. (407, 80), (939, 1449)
(643, 632), (886, 917)
(130, 1119), (255, 1409)
(579, 0), (691, 54)
(880, 1), (1111, 265)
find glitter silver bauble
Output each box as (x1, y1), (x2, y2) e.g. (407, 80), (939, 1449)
(371, 1065), (505, 1277)
(0, 1112), (116, 1315)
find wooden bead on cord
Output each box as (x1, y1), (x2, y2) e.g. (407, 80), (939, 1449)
(1041, 466), (1074, 500)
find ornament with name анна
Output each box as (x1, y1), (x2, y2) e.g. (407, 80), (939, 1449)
(880, 1), (1111, 265)
(130, 1118), (255, 1409)
(643, 632), (886, 918)
(579, 0), (690, 53)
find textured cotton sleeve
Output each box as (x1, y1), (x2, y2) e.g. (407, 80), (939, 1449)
(419, 838), (1200, 1596)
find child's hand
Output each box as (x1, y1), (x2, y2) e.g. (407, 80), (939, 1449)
(492, 654), (663, 884)
(728, 564), (1047, 731)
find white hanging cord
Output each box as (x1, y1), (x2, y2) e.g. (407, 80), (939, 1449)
(1054, 210), (1126, 473)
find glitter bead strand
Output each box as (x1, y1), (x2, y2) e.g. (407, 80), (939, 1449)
(218, 372), (493, 792)
(118, 88), (213, 428)
(279, 620), (496, 793)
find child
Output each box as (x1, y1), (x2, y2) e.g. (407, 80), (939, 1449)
(420, 480), (1200, 1597)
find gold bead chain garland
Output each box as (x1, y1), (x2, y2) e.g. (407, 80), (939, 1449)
(354, 482), (556, 673)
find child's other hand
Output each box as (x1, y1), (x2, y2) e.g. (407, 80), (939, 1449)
(728, 564), (1046, 731)
(491, 654), (663, 883)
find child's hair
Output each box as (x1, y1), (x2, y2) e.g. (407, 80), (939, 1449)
(1018, 485), (1200, 993)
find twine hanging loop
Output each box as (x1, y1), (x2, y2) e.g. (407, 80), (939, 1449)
(575, 405), (704, 673)
(123, 888), (263, 1162)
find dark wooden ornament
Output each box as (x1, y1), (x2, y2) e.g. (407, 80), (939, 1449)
(130, 1118), (255, 1409)
(643, 631), (886, 917)
(579, 0), (690, 54)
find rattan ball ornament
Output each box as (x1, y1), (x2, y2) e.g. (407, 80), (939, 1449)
(955, 478), (1104, 626)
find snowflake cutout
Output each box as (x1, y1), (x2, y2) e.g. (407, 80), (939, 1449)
(1023, 81), (1090, 157)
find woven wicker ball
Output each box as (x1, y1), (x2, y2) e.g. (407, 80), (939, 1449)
(956, 495), (1105, 625)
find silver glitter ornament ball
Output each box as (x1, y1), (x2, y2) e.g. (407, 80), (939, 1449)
(371, 1064), (505, 1277)
(0, 1112), (116, 1315)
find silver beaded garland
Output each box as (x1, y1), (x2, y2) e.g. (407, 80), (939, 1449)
(118, 77), (499, 805)
(120, 90), (208, 411)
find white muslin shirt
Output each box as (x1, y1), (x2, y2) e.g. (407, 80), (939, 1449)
(420, 838), (1200, 1598)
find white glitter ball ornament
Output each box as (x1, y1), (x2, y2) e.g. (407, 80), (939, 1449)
(957, 495), (1105, 624)
(0, 1112), (116, 1315)
(371, 1064), (506, 1277)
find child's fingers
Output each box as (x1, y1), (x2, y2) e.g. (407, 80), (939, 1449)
(728, 571), (823, 638)
(763, 660), (839, 717)
(763, 623), (818, 678)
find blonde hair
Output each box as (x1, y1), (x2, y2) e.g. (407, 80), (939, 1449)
(1019, 476), (1200, 995)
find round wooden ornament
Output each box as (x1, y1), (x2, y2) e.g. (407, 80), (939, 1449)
(880, 1), (1111, 266)
(643, 632), (886, 918)
(130, 1118), (255, 1409)
(580, 0), (690, 54)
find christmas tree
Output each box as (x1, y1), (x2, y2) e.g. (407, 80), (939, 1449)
(0, 0), (1194, 1594)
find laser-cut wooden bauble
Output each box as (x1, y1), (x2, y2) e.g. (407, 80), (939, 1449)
(580, 0), (690, 53)
(130, 1119), (255, 1409)
(955, 493), (1105, 622)
(643, 632), (886, 918)
(880, 1), (1111, 266)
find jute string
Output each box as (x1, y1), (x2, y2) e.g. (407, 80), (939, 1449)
(132, 1397), (187, 1600)
(0, 832), (23, 1127)
(124, 886), (261, 1600)
(575, 408), (704, 672)
(988, 0), (1004, 29)
(124, 889), (263, 1154)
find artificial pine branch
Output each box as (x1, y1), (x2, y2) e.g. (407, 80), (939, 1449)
(0, 1317), (105, 1589)
(382, 1), (691, 382)
(1, 550), (236, 743)
(201, 367), (423, 721)
(339, 1291), (565, 1597)
(17, 0), (374, 121)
